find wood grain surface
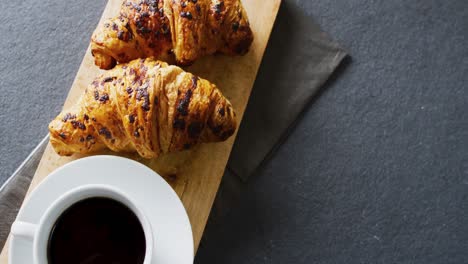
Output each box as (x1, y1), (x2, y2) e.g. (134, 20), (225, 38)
(0, 0), (281, 261)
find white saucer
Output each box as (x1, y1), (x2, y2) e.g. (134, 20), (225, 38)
(9, 155), (193, 264)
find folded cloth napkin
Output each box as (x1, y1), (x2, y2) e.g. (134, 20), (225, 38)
(227, 1), (347, 180)
(0, 1), (347, 250)
(0, 136), (48, 249)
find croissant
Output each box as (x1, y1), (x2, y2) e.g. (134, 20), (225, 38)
(91, 0), (253, 69)
(49, 58), (237, 158)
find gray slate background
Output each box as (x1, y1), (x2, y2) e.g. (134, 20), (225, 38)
(1, 0), (468, 263)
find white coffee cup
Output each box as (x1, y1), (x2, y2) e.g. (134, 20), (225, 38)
(10, 184), (154, 264)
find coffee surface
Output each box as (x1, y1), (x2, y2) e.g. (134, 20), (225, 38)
(48, 197), (146, 264)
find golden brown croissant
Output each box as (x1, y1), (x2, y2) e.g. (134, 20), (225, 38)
(49, 58), (237, 158)
(91, 0), (253, 69)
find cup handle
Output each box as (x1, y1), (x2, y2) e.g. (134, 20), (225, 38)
(11, 221), (37, 241)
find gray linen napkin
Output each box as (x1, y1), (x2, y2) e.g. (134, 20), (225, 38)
(0, 136), (48, 249)
(0, 2), (347, 250)
(199, 4), (347, 249)
(227, 2), (347, 180)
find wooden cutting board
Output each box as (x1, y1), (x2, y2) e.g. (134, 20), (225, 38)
(0, 0), (281, 261)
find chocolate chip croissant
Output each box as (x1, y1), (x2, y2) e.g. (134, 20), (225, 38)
(91, 0), (253, 69)
(49, 58), (237, 158)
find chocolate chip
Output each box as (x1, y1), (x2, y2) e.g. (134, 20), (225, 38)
(59, 133), (67, 139)
(214, 2), (224, 14)
(142, 102), (150, 111)
(191, 0), (197, 3)
(173, 119), (186, 129)
(86, 135), (94, 141)
(80, 137), (85, 142)
(71, 120), (86, 130)
(196, 4), (201, 14)
(136, 85), (150, 111)
(134, 130), (140, 137)
(181, 1), (187, 8)
(183, 143), (191, 149)
(191, 76), (198, 88)
(132, 3), (142, 11)
(218, 107), (225, 116)
(129, 114), (135, 123)
(84, 114), (89, 121)
(180, 11), (193, 19)
(177, 89), (193, 116)
(117, 30), (125, 40)
(232, 22), (239, 32)
(94, 90), (99, 100)
(136, 86), (148, 101)
(99, 127), (112, 139)
(126, 87), (133, 94)
(62, 113), (76, 122)
(99, 94), (109, 103)
(148, 0), (158, 7)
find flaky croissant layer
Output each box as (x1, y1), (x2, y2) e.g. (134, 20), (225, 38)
(49, 58), (237, 158)
(91, 0), (253, 69)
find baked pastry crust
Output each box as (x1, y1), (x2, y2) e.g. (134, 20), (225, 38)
(49, 58), (237, 158)
(91, 0), (253, 69)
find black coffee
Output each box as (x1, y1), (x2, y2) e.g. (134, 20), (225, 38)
(47, 197), (146, 264)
